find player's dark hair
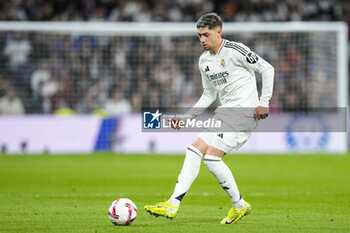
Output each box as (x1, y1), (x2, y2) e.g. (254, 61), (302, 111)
(196, 13), (222, 29)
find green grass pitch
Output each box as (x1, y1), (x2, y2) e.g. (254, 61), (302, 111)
(0, 153), (349, 233)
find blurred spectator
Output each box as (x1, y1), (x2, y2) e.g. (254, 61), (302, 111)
(118, 0), (151, 22)
(130, 93), (142, 113)
(147, 87), (162, 107)
(89, 51), (103, 81)
(0, 88), (25, 115)
(41, 73), (59, 113)
(269, 91), (283, 113)
(30, 60), (51, 112)
(90, 79), (109, 107)
(76, 91), (99, 113)
(0, 77), (10, 98)
(73, 35), (98, 62)
(50, 69), (76, 112)
(104, 89), (132, 116)
(3, 32), (31, 70)
(30, 34), (50, 63)
(0, 0), (27, 21)
(31, 60), (50, 99)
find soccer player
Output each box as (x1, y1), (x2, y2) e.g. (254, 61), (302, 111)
(145, 13), (274, 224)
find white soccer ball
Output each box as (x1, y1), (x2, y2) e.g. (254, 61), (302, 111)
(108, 198), (138, 225)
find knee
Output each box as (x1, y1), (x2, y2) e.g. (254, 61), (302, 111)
(206, 146), (226, 157)
(191, 138), (209, 155)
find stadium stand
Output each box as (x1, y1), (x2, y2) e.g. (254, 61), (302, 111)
(0, 0), (348, 115)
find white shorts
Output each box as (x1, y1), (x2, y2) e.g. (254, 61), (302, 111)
(198, 130), (251, 154)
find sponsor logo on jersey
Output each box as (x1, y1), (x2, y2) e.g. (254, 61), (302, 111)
(220, 59), (225, 68)
(207, 71), (229, 86)
(212, 79), (227, 86)
(207, 71), (229, 81)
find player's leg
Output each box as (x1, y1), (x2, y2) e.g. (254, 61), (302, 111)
(166, 137), (208, 207)
(204, 146), (245, 209)
(144, 132), (212, 218)
(203, 133), (251, 224)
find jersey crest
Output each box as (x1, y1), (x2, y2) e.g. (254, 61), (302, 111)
(220, 59), (225, 68)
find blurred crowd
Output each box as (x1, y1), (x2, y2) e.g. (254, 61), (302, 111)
(0, 32), (205, 115)
(0, 0), (347, 22)
(0, 0), (348, 116)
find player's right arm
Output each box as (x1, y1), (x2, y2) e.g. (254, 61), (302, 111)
(185, 58), (217, 116)
(171, 59), (217, 129)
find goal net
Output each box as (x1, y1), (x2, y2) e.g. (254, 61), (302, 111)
(0, 22), (347, 116)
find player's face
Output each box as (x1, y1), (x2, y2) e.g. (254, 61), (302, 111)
(197, 26), (222, 53)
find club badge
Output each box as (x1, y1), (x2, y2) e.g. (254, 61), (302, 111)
(220, 59), (225, 68)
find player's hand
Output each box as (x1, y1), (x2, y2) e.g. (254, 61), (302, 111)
(254, 106), (269, 120)
(169, 117), (182, 130)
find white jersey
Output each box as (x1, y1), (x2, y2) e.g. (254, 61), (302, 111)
(188, 39), (274, 119)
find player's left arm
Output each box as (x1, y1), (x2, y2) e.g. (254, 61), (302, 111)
(236, 43), (275, 120)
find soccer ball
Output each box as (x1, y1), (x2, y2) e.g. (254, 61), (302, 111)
(108, 198), (138, 225)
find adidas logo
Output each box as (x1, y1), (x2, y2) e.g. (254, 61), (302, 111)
(217, 133), (223, 138)
(205, 66), (210, 72)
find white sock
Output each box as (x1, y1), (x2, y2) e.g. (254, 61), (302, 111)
(203, 155), (245, 210)
(167, 145), (203, 207)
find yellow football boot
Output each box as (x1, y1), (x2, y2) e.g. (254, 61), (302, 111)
(220, 201), (251, 224)
(144, 201), (178, 219)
